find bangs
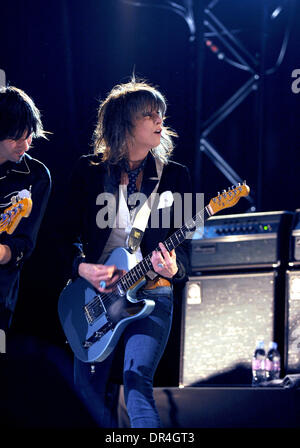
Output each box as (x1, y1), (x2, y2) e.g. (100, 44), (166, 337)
(0, 86), (43, 141)
(7, 118), (35, 141)
(127, 88), (167, 118)
(93, 79), (174, 163)
(0, 116), (34, 141)
(7, 98), (37, 140)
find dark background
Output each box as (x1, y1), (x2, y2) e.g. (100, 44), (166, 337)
(1, 0), (300, 427)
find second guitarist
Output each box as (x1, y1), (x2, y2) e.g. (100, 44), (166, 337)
(60, 79), (193, 428)
(0, 86), (51, 331)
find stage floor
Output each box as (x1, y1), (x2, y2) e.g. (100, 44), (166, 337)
(118, 385), (300, 428)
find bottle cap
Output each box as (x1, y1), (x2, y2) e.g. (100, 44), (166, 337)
(269, 341), (278, 349)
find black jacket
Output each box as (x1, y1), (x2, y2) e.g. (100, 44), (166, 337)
(0, 153), (51, 311)
(62, 153), (193, 284)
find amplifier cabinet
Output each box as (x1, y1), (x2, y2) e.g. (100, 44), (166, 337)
(191, 211), (293, 271)
(180, 272), (278, 387)
(285, 270), (300, 373)
(290, 209), (300, 265)
(191, 236), (278, 271)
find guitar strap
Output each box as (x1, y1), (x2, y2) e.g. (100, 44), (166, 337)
(127, 157), (164, 254)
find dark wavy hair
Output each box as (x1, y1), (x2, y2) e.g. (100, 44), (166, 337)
(0, 86), (47, 141)
(92, 79), (177, 164)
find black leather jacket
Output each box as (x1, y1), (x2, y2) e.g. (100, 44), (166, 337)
(0, 153), (51, 311)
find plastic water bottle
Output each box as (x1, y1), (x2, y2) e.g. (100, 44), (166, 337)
(252, 341), (266, 386)
(266, 342), (281, 381)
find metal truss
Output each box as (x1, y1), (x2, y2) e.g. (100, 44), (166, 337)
(119, 0), (294, 209)
(121, 0), (196, 38)
(200, 0), (294, 209)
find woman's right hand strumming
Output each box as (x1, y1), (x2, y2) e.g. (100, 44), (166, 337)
(78, 262), (125, 293)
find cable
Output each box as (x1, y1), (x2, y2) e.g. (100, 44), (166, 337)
(265, 0), (295, 75)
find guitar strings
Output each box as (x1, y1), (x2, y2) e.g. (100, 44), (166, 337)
(0, 191), (21, 207)
(86, 207), (208, 318)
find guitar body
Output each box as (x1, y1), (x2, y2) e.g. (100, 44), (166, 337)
(58, 247), (155, 363)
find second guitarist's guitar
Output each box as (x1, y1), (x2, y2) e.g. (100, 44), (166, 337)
(0, 189), (32, 234)
(58, 183), (250, 363)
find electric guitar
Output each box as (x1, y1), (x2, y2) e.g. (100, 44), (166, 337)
(58, 183), (250, 363)
(0, 190), (32, 234)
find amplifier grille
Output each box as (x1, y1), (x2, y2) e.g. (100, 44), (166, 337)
(180, 272), (276, 386)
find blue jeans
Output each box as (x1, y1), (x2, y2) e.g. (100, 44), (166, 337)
(74, 286), (173, 428)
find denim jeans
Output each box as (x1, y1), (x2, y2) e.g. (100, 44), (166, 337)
(74, 286), (173, 428)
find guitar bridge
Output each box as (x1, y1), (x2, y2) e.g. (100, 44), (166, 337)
(84, 295), (106, 325)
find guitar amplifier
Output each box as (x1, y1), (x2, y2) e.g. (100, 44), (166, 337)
(285, 270), (300, 373)
(190, 211), (293, 272)
(180, 272), (279, 386)
(289, 210), (300, 266)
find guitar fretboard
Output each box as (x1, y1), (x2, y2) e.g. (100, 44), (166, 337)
(118, 206), (211, 291)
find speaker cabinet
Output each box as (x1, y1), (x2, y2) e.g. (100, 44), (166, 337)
(285, 270), (300, 373)
(180, 272), (279, 386)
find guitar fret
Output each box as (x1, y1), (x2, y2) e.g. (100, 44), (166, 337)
(168, 237), (174, 248)
(186, 218), (196, 230)
(127, 271), (135, 285)
(175, 235), (180, 245)
(168, 236), (176, 248)
(180, 227), (187, 239)
(121, 276), (130, 290)
(131, 269), (139, 282)
(144, 257), (153, 273)
(136, 264), (145, 278)
(140, 260), (147, 275)
(136, 264), (143, 274)
(178, 233), (184, 244)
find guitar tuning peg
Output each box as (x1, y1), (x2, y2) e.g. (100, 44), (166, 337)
(218, 192), (221, 196)
(222, 189), (226, 194)
(243, 180), (247, 185)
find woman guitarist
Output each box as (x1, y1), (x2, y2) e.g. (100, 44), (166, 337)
(62, 78), (193, 428)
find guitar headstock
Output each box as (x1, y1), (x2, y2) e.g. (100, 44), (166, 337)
(0, 197), (33, 234)
(208, 182), (250, 216)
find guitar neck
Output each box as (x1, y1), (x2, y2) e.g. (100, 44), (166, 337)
(118, 205), (211, 291)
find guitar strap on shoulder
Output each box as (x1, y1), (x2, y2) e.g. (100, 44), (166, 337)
(127, 157), (164, 254)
